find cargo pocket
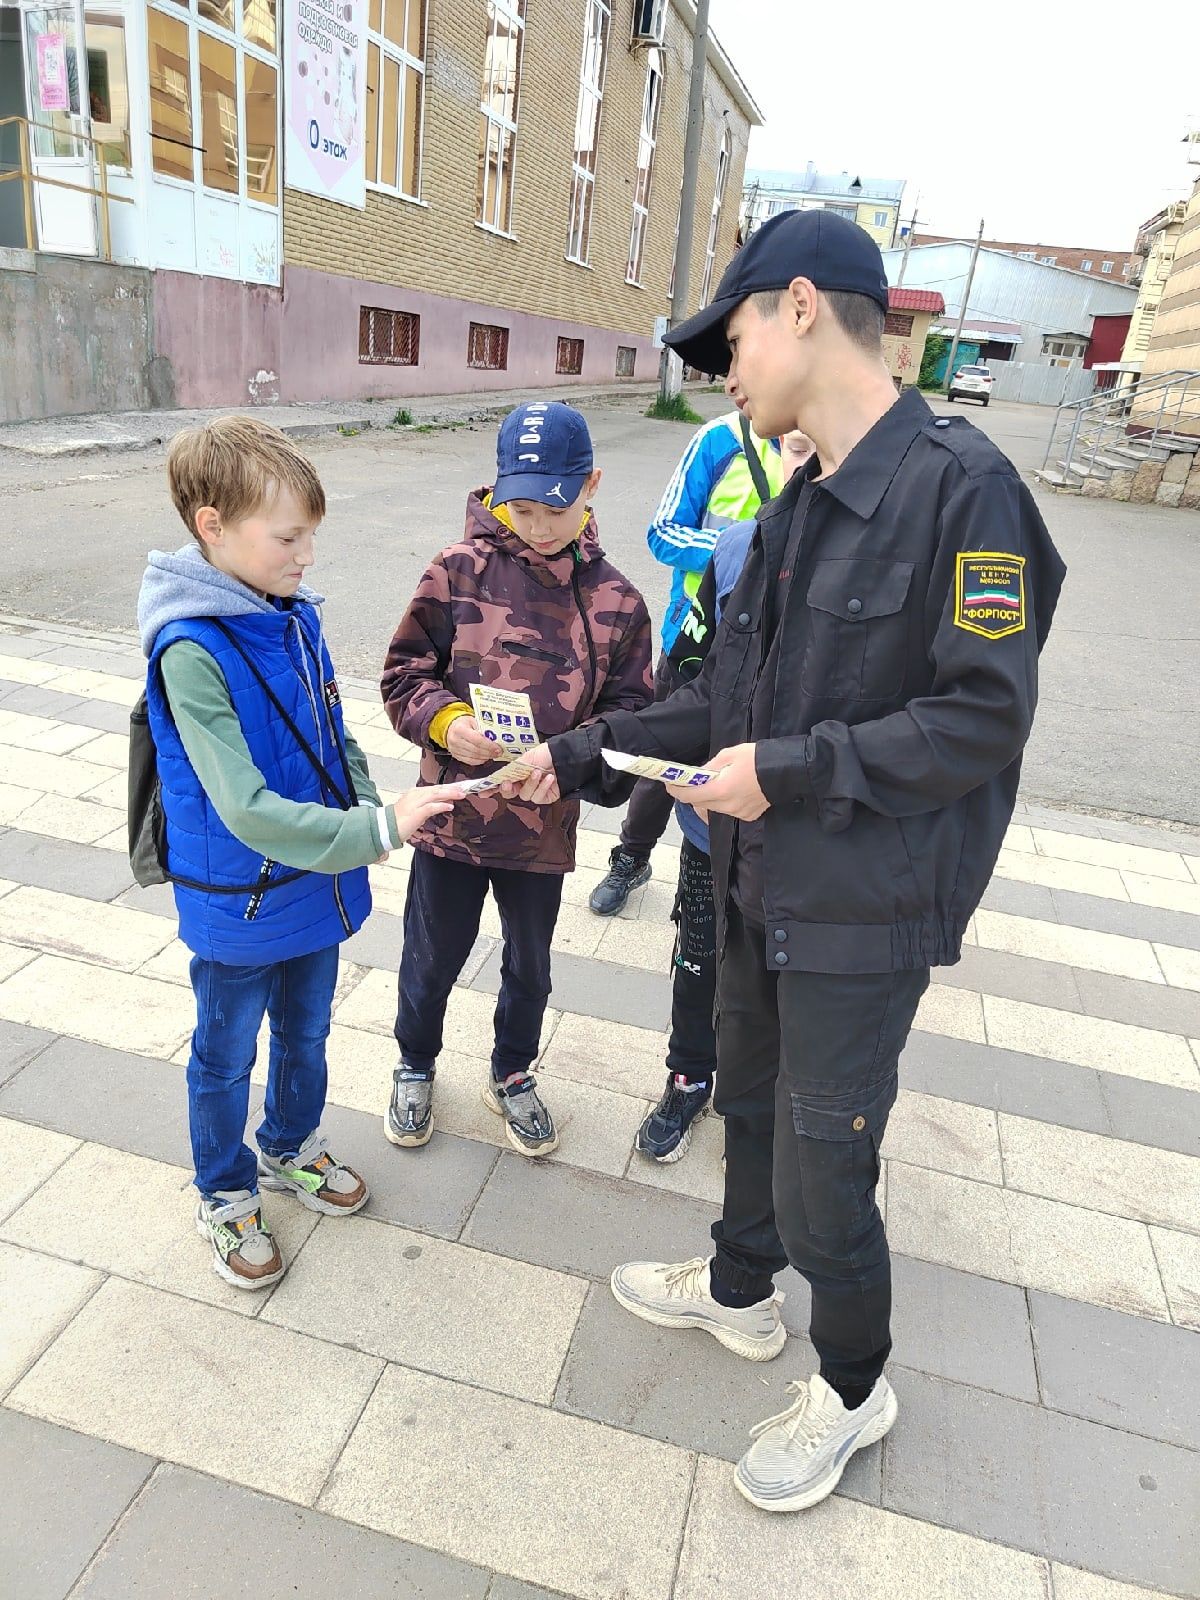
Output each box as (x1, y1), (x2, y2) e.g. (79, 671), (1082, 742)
(800, 559), (914, 701)
(788, 1073), (896, 1244)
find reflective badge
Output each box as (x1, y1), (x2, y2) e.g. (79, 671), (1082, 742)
(954, 552), (1026, 640)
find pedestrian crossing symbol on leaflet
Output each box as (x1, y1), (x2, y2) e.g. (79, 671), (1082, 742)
(954, 552), (1026, 640)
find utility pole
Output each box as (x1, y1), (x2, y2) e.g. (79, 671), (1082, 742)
(944, 217), (984, 392)
(659, 0), (711, 402)
(895, 194), (924, 287)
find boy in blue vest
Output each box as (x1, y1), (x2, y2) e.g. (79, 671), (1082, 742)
(138, 416), (464, 1291)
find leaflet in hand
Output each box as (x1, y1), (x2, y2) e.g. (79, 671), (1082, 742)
(602, 749), (720, 788)
(457, 758), (537, 796)
(469, 683), (539, 761)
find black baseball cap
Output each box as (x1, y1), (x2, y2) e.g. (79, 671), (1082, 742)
(664, 208), (890, 375)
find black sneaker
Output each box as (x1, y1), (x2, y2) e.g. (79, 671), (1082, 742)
(588, 846), (652, 916)
(385, 1066), (435, 1148)
(635, 1073), (712, 1163)
(481, 1071), (558, 1157)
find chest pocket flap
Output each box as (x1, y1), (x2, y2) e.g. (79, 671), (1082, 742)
(801, 559), (916, 701)
(806, 559), (914, 622)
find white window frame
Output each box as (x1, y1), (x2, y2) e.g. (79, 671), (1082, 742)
(873, 209), (888, 227)
(478, 0), (525, 237)
(1040, 255), (1056, 265)
(147, 0), (278, 214)
(1080, 258), (1093, 271)
(700, 126), (730, 305)
(365, 0), (427, 202)
(1101, 260), (1114, 273)
(566, 0), (610, 266)
(626, 45), (663, 286)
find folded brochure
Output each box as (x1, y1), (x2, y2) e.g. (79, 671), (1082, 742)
(601, 749), (719, 788)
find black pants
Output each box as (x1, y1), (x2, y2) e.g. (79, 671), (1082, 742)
(396, 850), (564, 1081)
(664, 838), (717, 1084)
(712, 904), (929, 1393)
(620, 654), (681, 857)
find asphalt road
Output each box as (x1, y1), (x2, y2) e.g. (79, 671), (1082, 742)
(1, 391), (1197, 826)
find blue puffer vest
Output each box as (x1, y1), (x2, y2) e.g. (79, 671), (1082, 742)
(146, 603), (371, 965)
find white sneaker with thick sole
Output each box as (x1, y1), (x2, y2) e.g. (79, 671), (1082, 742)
(734, 1372), (898, 1512)
(610, 1256), (786, 1362)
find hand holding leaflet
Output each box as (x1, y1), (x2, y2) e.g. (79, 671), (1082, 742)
(601, 749), (722, 789)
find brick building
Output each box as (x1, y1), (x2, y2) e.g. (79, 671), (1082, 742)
(0, 0), (759, 418)
(912, 233), (1137, 281)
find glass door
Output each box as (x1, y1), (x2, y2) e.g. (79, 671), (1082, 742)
(20, 0), (98, 253)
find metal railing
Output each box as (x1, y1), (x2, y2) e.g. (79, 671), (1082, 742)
(0, 114), (133, 260)
(1039, 369), (1200, 487)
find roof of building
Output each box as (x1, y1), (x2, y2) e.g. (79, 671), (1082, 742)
(672, 2), (764, 126)
(745, 165), (905, 203)
(888, 287), (945, 314)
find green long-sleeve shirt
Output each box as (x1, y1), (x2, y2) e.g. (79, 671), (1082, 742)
(160, 640), (389, 874)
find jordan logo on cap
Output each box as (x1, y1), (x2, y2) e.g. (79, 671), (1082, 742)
(547, 482), (566, 502)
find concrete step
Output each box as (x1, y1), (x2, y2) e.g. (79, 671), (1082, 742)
(1058, 459), (1112, 481)
(1034, 468), (1081, 491)
(1106, 444), (1170, 464)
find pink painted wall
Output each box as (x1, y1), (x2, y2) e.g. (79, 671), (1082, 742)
(154, 269), (283, 408)
(277, 266), (659, 403)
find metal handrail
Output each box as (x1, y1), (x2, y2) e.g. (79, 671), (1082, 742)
(0, 113), (133, 261)
(1041, 369), (1200, 477)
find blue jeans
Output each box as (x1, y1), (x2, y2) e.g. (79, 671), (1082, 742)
(187, 944), (339, 1199)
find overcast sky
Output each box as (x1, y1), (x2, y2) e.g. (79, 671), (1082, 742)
(708, 0), (1199, 250)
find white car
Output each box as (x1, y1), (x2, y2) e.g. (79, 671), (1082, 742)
(948, 365), (993, 406)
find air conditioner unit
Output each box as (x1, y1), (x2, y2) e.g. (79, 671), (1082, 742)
(631, 0), (667, 47)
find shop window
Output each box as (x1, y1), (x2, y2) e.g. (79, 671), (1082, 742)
(243, 55), (277, 204)
(566, 0), (609, 265)
(199, 32), (238, 194)
(468, 321), (509, 370)
(242, 0), (276, 53)
(148, 6), (193, 181)
(85, 13), (132, 169)
(366, 0), (425, 198)
(556, 336), (584, 375)
(360, 306), (420, 365)
(883, 311), (914, 337)
(615, 345), (636, 378)
(478, 0), (524, 234)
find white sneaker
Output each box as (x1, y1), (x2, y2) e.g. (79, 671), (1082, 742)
(610, 1256), (787, 1362)
(734, 1372), (898, 1512)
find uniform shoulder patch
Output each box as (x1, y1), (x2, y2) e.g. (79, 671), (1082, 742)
(954, 551), (1025, 639)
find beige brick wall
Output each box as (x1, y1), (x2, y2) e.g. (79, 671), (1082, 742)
(1139, 177), (1200, 436)
(283, 0), (752, 341)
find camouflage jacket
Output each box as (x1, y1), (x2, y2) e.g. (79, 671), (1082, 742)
(381, 489), (654, 873)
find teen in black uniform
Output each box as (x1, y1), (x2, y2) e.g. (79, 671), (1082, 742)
(514, 209), (1066, 1513)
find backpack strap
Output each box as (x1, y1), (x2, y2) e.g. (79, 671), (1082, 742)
(209, 620), (352, 811)
(738, 412), (773, 505)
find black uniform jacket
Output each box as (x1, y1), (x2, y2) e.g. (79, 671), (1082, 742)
(551, 389), (1067, 975)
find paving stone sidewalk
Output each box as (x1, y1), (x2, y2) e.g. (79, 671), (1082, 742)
(0, 614), (1197, 1600)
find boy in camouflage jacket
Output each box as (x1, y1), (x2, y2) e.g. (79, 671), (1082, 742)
(381, 402), (653, 1156)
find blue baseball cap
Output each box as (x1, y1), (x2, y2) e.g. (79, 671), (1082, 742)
(664, 209), (889, 375)
(492, 401), (594, 508)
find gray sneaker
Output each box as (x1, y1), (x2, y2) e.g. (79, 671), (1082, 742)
(481, 1071), (558, 1157)
(610, 1256), (787, 1362)
(195, 1189), (285, 1290)
(257, 1131), (368, 1215)
(385, 1066), (435, 1148)
(734, 1373), (898, 1512)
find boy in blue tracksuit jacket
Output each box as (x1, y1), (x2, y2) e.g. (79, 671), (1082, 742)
(589, 412), (785, 920)
(635, 430), (815, 1162)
